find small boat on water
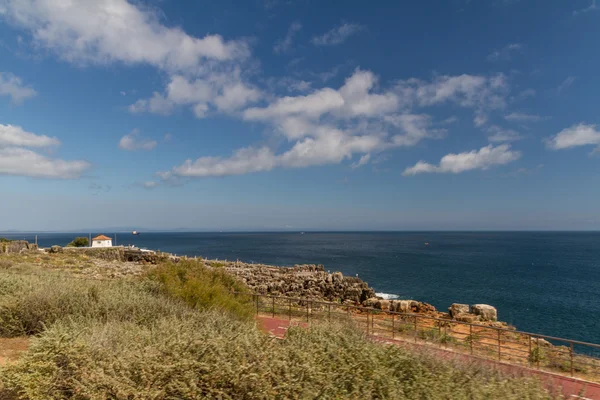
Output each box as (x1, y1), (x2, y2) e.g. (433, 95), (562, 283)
(132, 231), (140, 235)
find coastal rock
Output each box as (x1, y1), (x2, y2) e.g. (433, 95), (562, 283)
(414, 302), (437, 314)
(48, 245), (63, 254)
(363, 297), (379, 308)
(375, 299), (390, 310)
(449, 303), (470, 318)
(532, 338), (552, 347)
(455, 314), (480, 323)
(223, 262), (376, 304)
(471, 304), (497, 321)
(397, 300), (417, 313)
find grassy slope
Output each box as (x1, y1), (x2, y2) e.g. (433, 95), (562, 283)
(0, 254), (557, 399)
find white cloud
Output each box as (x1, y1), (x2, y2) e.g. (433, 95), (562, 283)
(385, 114), (445, 146)
(0, 123), (89, 179)
(395, 73), (508, 126)
(0, 147), (90, 179)
(245, 69), (397, 124)
(167, 147), (277, 178)
(161, 69), (515, 180)
(0, 124), (59, 147)
(0, 0), (249, 72)
(487, 43), (522, 62)
(0, 72), (37, 104)
(312, 23), (364, 46)
(128, 92), (175, 115)
(486, 125), (523, 142)
(118, 129), (157, 151)
(273, 22), (301, 53)
(573, 0), (597, 16)
(164, 133), (173, 141)
(396, 74), (507, 108)
(129, 70), (261, 117)
(505, 112), (548, 122)
(558, 76), (576, 94)
(2, 0), (258, 119)
(545, 123), (600, 150)
(351, 154), (371, 169)
(403, 144), (521, 175)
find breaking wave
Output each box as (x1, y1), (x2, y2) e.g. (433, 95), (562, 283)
(375, 292), (399, 300)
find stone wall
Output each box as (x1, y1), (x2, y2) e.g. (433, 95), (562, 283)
(0, 240), (38, 254)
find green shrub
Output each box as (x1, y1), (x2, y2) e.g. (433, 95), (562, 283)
(0, 318), (556, 400)
(0, 272), (191, 337)
(145, 259), (254, 320)
(66, 237), (89, 247)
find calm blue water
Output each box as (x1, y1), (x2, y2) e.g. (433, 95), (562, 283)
(2, 231), (599, 344)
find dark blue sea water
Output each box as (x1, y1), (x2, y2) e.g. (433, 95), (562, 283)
(2, 231), (600, 344)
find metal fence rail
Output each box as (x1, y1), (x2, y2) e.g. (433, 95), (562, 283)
(234, 292), (600, 383)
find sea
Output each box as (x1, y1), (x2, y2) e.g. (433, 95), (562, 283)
(2, 231), (599, 345)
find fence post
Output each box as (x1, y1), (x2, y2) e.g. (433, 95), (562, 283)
(469, 324), (473, 355)
(528, 336), (532, 367)
(328, 304), (331, 322)
(414, 315), (418, 343)
(371, 309), (374, 332)
(272, 297), (275, 318)
(570, 342), (574, 377)
(255, 294), (259, 316)
(306, 300), (310, 323)
(535, 338), (542, 369)
(497, 330), (501, 361)
(366, 310), (369, 336)
(288, 298), (292, 321)
(438, 321), (442, 348)
(391, 314), (395, 339)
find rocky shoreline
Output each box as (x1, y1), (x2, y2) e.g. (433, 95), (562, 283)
(219, 259), (505, 327)
(3, 241), (504, 328)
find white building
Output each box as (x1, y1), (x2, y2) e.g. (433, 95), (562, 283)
(91, 234), (113, 248)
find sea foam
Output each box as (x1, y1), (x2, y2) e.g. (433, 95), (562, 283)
(375, 292), (399, 300)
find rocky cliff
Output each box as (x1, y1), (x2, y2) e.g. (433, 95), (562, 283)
(222, 262), (376, 304)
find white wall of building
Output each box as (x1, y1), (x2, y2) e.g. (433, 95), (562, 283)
(92, 240), (112, 248)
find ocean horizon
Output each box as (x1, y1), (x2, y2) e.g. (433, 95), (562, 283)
(2, 231), (599, 345)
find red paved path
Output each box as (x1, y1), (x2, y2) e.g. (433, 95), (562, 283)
(258, 315), (600, 400)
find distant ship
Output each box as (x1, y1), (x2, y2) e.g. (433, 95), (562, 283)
(132, 231), (140, 235)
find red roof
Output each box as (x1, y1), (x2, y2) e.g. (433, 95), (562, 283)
(92, 235), (112, 241)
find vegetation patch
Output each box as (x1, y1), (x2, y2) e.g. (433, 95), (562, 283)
(145, 259), (254, 320)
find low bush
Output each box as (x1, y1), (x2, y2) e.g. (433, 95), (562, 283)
(145, 259), (254, 320)
(66, 237), (89, 248)
(0, 272), (191, 337)
(0, 317), (555, 399)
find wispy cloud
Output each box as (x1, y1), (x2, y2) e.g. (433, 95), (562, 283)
(274, 22), (302, 53)
(403, 144), (521, 175)
(0, 72), (37, 104)
(118, 129), (157, 151)
(557, 76), (576, 94)
(312, 23), (365, 46)
(573, 0), (597, 16)
(486, 125), (523, 142)
(504, 112), (549, 122)
(487, 43), (523, 62)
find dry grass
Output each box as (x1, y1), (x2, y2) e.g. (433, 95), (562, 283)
(0, 316), (558, 400)
(0, 257), (559, 399)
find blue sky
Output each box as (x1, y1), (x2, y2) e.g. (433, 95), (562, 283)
(1, 0), (600, 231)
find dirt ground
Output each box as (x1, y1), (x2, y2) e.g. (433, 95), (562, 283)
(0, 338), (29, 366)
